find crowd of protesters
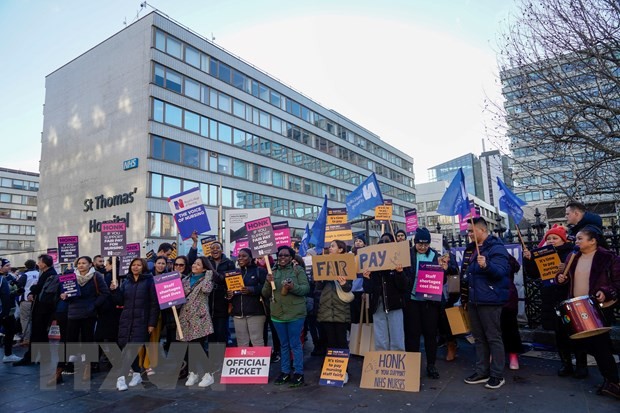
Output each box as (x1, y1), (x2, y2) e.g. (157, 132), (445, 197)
(1, 202), (618, 399)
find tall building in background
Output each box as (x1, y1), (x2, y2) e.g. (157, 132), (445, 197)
(428, 154), (483, 199)
(479, 149), (511, 208)
(37, 12), (415, 254)
(0, 168), (38, 263)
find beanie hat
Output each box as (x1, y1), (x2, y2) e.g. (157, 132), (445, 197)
(0, 258), (10, 267)
(414, 227), (431, 244)
(538, 224), (567, 247)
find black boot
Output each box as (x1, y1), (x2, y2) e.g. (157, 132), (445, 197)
(573, 352), (588, 379)
(557, 351), (574, 377)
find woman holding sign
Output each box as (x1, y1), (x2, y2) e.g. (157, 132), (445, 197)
(178, 256), (216, 387)
(227, 248), (267, 346)
(262, 245), (310, 388)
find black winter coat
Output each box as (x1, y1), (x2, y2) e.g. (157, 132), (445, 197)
(113, 273), (159, 347)
(209, 255), (236, 318)
(66, 272), (109, 320)
(363, 269), (408, 314)
(229, 265), (267, 317)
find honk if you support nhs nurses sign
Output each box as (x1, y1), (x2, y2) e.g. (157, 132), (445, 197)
(168, 187), (211, 240)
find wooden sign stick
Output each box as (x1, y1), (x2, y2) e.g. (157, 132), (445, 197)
(172, 306), (184, 340)
(112, 255), (117, 285)
(264, 254), (276, 290)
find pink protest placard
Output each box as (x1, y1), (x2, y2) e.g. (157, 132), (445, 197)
(405, 208), (418, 235)
(154, 271), (186, 309)
(272, 221), (291, 248)
(415, 263), (444, 301)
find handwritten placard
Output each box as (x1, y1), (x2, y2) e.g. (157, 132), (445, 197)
(360, 351), (421, 392)
(356, 242), (412, 272)
(312, 253), (357, 281)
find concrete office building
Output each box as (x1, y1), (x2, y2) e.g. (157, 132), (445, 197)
(0, 168), (39, 263)
(37, 12), (415, 255)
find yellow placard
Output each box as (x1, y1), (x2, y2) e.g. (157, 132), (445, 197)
(319, 349), (350, 386)
(374, 205), (393, 221)
(356, 242), (412, 272)
(324, 223), (353, 243)
(327, 208), (348, 225)
(360, 351), (421, 392)
(312, 253), (357, 280)
(532, 246), (561, 282)
(225, 272), (245, 291)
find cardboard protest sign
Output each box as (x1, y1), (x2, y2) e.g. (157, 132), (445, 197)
(405, 208), (418, 235)
(153, 272), (186, 309)
(356, 242), (412, 272)
(319, 349), (350, 387)
(168, 187), (211, 240)
(325, 223), (353, 243)
(446, 306), (470, 335)
(201, 235), (217, 257)
(59, 273), (80, 298)
(272, 221), (291, 248)
(220, 346), (271, 384)
(312, 254), (357, 281)
(225, 271), (245, 292)
(360, 351), (421, 392)
(101, 222), (126, 256)
(58, 236), (79, 264)
(327, 208), (348, 225)
(120, 243), (141, 275)
(532, 245), (561, 286)
(415, 263), (444, 301)
(374, 199), (393, 221)
(245, 217), (278, 257)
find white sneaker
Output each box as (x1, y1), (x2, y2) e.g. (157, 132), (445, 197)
(343, 373), (349, 384)
(198, 372), (214, 388)
(3, 354), (22, 363)
(128, 372), (142, 387)
(68, 355), (78, 363)
(116, 376), (128, 391)
(185, 372), (200, 386)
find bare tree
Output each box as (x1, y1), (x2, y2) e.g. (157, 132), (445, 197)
(488, 0), (620, 203)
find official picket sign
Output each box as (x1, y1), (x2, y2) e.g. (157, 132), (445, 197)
(532, 245), (561, 285)
(360, 351), (421, 392)
(356, 242), (412, 272)
(374, 199), (393, 221)
(220, 346), (271, 384)
(58, 236), (79, 264)
(120, 243), (141, 275)
(245, 217), (278, 257)
(167, 187), (211, 240)
(324, 223), (353, 243)
(201, 235), (217, 257)
(153, 271), (186, 309)
(319, 349), (350, 387)
(225, 271), (245, 292)
(415, 263), (444, 301)
(312, 253), (357, 281)
(59, 273), (80, 298)
(101, 222), (127, 256)
(327, 208), (348, 225)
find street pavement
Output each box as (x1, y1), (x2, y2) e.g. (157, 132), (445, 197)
(1, 336), (619, 413)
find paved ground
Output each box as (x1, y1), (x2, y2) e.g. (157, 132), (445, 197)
(1, 336), (619, 413)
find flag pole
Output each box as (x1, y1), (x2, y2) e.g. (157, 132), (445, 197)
(515, 224), (527, 250)
(470, 216), (481, 256)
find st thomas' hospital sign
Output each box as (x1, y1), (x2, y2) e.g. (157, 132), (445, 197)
(83, 188), (137, 233)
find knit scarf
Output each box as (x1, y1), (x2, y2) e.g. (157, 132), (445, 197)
(77, 266), (95, 286)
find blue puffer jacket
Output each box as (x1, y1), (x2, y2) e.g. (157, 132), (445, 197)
(465, 236), (511, 305)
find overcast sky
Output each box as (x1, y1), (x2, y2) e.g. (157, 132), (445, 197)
(0, 0), (517, 183)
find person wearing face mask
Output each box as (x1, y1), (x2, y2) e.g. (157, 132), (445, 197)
(227, 248), (266, 347)
(60, 256), (109, 381)
(263, 246), (310, 388)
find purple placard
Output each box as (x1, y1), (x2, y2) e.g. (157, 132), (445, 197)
(415, 263), (444, 301)
(245, 217), (278, 257)
(405, 208), (418, 235)
(59, 273), (80, 298)
(120, 242), (141, 275)
(101, 222), (127, 256)
(154, 271), (186, 309)
(272, 221), (291, 248)
(58, 236), (79, 264)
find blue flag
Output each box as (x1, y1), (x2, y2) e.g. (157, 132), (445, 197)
(299, 223), (310, 257)
(309, 195), (328, 251)
(437, 168), (470, 218)
(346, 173), (384, 220)
(497, 177), (527, 223)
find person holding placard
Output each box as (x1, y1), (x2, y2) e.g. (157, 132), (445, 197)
(177, 256), (216, 387)
(60, 256), (109, 381)
(207, 241), (236, 345)
(227, 248), (267, 346)
(362, 233), (408, 352)
(262, 246), (310, 388)
(556, 226), (620, 400)
(402, 228), (454, 380)
(317, 240), (353, 383)
(110, 258), (159, 391)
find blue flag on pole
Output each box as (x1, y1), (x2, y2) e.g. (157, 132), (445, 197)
(346, 173), (384, 220)
(299, 224), (310, 257)
(309, 195), (328, 251)
(437, 168), (471, 218)
(497, 177), (527, 223)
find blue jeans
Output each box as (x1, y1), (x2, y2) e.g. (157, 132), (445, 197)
(373, 304), (405, 351)
(273, 318), (305, 375)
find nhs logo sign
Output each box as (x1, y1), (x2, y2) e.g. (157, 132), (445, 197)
(123, 158), (139, 170)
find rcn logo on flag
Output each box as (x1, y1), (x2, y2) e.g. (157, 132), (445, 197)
(362, 181), (378, 200)
(346, 173), (384, 220)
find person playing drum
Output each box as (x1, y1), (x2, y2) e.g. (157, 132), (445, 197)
(556, 225), (620, 400)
